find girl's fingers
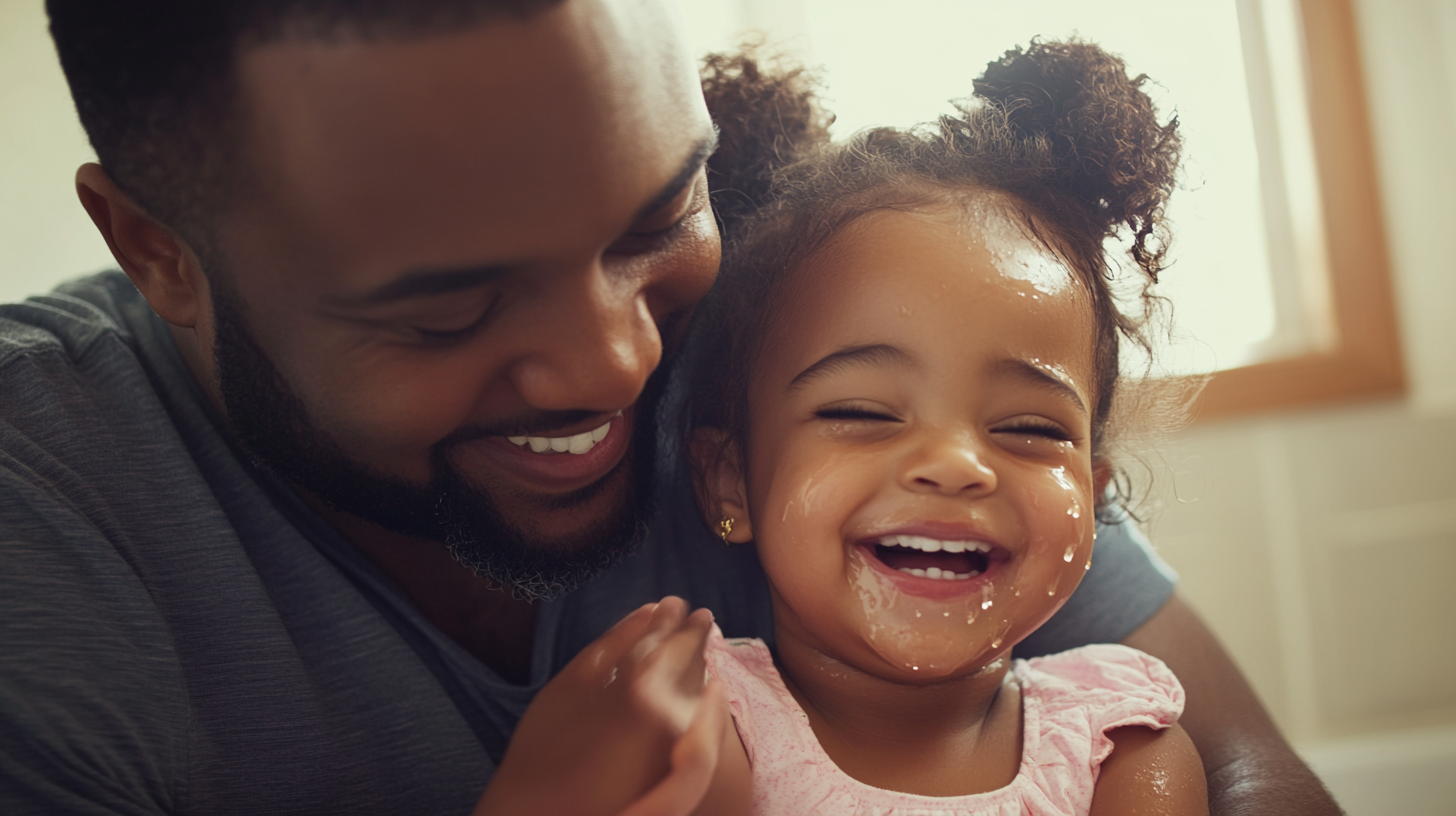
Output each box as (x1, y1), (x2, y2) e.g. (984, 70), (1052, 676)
(644, 608), (715, 696)
(615, 680), (728, 816)
(624, 596), (691, 666)
(563, 601), (660, 680)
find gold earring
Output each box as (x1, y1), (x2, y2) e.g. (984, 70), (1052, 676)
(717, 517), (735, 543)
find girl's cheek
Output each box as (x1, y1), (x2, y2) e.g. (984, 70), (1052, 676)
(1026, 464), (1096, 600)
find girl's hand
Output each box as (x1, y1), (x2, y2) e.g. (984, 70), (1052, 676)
(1089, 722), (1209, 816)
(472, 597), (726, 816)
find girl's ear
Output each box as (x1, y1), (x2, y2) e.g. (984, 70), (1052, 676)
(689, 428), (755, 544)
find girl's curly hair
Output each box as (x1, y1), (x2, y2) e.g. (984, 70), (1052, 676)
(686, 39), (1183, 512)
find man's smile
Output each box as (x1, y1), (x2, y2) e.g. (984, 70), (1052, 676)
(506, 410), (621, 455)
(467, 407), (635, 493)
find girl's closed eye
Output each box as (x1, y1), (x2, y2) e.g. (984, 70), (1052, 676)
(990, 416), (1080, 452)
(813, 404), (902, 422)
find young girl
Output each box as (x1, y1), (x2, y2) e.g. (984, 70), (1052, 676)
(680, 40), (1208, 815)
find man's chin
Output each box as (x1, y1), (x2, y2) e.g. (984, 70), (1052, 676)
(480, 465), (637, 546)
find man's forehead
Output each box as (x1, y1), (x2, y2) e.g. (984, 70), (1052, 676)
(227, 0), (712, 276)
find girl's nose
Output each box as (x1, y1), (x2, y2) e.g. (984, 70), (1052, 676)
(901, 434), (998, 497)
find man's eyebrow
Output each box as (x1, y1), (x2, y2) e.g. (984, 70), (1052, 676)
(634, 129), (719, 221)
(338, 132), (718, 308)
(789, 344), (918, 390)
(337, 264), (513, 307)
(994, 358), (1088, 415)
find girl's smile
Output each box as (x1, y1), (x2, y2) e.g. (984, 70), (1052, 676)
(716, 198), (1107, 685)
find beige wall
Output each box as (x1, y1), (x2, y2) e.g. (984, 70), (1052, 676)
(1140, 1), (1456, 811)
(0, 1), (112, 303)
(2, 0), (1453, 810)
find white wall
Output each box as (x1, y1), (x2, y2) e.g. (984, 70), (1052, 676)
(0, 1), (113, 302)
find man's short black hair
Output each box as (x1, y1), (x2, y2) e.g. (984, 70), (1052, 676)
(47, 0), (565, 253)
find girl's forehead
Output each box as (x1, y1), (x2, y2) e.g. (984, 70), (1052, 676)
(766, 202), (1097, 387)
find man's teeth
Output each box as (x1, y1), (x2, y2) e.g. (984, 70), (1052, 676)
(506, 414), (616, 456)
(877, 534), (992, 555)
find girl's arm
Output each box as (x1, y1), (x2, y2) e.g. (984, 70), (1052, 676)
(1090, 722), (1209, 816)
(689, 704), (753, 816)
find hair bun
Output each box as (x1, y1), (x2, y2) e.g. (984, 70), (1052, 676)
(972, 39), (1180, 275)
(700, 48), (834, 237)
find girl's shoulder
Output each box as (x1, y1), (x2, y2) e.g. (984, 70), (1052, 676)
(1016, 644), (1186, 769)
(1021, 643), (1184, 713)
(702, 630), (803, 767)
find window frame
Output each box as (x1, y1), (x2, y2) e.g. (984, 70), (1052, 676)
(1192, 0), (1405, 420)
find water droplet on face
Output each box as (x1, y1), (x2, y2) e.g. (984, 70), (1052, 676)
(942, 610), (950, 617)
(990, 619), (1013, 650)
(1084, 560), (1092, 571)
(1047, 575), (1061, 596)
(1063, 545), (1076, 562)
(911, 665), (919, 671)
(981, 599), (993, 610)
(914, 610), (922, 618)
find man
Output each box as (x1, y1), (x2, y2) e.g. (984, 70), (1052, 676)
(0, 0), (1339, 813)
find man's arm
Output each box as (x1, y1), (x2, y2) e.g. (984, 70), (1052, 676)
(1122, 595), (1344, 816)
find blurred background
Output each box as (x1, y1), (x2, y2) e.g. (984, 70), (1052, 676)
(3, 0), (1454, 812)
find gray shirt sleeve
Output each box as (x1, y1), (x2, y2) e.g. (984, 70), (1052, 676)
(0, 457), (186, 815)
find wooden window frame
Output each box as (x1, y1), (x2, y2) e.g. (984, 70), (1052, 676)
(1193, 0), (1405, 420)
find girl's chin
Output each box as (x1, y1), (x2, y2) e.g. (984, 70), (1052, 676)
(859, 624), (1013, 681)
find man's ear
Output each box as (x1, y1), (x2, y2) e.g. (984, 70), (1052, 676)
(75, 162), (211, 329)
(688, 428), (754, 544)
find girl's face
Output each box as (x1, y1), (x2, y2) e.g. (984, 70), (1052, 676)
(731, 202), (1103, 684)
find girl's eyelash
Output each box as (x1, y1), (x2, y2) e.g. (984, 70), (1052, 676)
(996, 420), (1072, 441)
(815, 407), (899, 422)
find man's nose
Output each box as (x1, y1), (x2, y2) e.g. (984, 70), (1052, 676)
(900, 432), (999, 497)
(508, 265), (663, 413)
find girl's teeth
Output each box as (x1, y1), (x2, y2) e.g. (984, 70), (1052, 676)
(878, 534), (992, 554)
(897, 567), (981, 581)
(508, 415), (617, 456)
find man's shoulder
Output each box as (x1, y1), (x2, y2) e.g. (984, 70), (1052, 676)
(0, 272), (139, 366)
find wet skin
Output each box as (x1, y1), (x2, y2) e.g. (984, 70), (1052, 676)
(82, 0), (719, 682)
(709, 201), (1106, 796)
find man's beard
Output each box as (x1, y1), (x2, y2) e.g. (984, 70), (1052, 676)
(210, 283), (660, 602)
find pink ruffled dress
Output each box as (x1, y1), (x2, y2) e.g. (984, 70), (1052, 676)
(704, 634), (1184, 816)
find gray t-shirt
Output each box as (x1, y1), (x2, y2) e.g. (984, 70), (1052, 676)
(0, 273), (1175, 815)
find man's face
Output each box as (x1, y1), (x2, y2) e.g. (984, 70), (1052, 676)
(206, 0), (719, 596)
